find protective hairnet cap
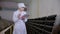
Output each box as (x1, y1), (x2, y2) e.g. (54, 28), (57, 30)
(18, 3), (25, 8)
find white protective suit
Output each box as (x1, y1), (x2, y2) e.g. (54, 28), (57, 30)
(13, 10), (28, 34)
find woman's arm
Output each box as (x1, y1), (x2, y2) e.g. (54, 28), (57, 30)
(13, 12), (20, 23)
(24, 12), (29, 22)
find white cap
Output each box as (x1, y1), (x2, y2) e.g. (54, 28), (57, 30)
(18, 3), (25, 8)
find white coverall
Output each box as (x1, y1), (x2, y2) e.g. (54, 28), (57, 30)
(13, 10), (27, 34)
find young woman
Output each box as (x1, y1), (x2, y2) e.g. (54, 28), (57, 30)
(13, 3), (28, 34)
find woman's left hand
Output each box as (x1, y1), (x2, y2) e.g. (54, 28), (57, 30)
(21, 16), (25, 20)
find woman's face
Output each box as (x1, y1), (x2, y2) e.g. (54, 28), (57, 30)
(19, 7), (25, 11)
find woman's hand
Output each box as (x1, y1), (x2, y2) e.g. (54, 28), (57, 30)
(21, 16), (25, 20)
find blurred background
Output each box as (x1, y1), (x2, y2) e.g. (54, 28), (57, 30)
(0, 0), (31, 21)
(0, 0), (60, 21)
(0, 0), (60, 34)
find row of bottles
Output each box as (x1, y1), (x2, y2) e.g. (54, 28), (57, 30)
(26, 15), (56, 34)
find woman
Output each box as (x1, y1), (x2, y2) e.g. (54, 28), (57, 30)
(13, 3), (28, 34)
